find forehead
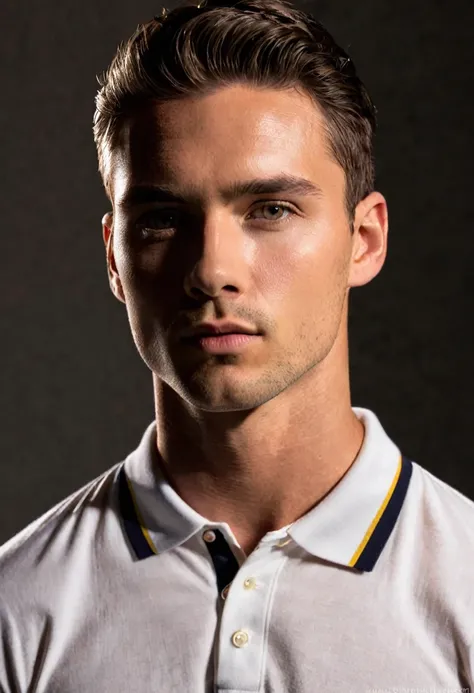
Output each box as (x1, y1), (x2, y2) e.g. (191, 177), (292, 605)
(110, 84), (340, 201)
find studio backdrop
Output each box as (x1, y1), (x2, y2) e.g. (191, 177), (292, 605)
(1, 0), (473, 545)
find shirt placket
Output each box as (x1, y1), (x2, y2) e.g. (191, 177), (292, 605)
(202, 527), (291, 692)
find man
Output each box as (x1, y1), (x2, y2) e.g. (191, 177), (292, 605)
(1, 0), (473, 690)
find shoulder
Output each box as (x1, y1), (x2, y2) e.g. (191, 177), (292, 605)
(405, 460), (474, 563)
(399, 461), (474, 634)
(410, 460), (474, 541)
(0, 463), (124, 690)
(0, 462), (123, 599)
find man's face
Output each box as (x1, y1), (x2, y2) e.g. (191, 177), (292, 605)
(104, 84), (364, 411)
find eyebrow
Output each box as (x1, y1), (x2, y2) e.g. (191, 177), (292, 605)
(117, 174), (324, 209)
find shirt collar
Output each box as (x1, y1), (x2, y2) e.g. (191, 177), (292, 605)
(119, 407), (413, 572)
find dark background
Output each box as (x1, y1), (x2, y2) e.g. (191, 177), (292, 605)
(1, 0), (473, 545)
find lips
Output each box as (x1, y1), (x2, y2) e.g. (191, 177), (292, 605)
(200, 331), (247, 337)
(183, 331), (251, 341)
(180, 322), (259, 339)
(185, 332), (261, 353)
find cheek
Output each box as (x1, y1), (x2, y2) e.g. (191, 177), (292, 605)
(255, 229), (348, 339)
(256, 229), (335, 309)
(115, 235), (179, 312)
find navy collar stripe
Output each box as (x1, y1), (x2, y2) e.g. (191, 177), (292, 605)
(351, 455), (413, 572)
(118, 465), (157, 560)
(118, 455), (413, 569)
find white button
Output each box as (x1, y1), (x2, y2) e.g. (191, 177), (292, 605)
(243, 577), (257, 590)
(231, 630), (249, 648)
(202, 530), (216, 543)
(276, 535), (292, 547)
(221, 584), (231, 600)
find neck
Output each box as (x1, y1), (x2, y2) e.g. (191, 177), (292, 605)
(152, 312), (365, 555)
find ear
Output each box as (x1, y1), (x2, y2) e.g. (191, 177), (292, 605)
(348, 191), (389, 289)
(102, 212), (126, 304)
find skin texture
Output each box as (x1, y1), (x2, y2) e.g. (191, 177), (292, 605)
(102, 84), (388, 556)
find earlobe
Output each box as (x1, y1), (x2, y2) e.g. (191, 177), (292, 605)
(111, 276), (126, 305)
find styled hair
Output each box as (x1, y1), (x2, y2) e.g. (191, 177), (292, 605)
(93, 0), (378, 227)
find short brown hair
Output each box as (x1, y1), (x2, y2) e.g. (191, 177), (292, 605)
(93, 0), (377, 226)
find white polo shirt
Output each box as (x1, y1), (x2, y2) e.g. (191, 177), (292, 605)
(1, 406), (473, 693)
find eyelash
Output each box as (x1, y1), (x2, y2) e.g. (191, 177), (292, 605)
(135, 201), (297, 239)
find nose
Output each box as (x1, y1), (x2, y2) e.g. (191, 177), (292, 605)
(184, 213), (250, 300)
